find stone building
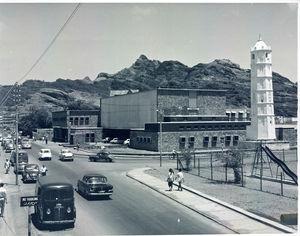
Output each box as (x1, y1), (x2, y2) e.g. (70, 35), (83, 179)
(52, 110), (102, 145)
(101, 88), (251, 151)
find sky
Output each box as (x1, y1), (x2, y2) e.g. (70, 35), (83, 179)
(0, 2), (298, 85)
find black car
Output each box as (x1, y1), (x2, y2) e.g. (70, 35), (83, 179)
(35, 176), (76, 228)
(77, 174), (113, 199)
(22, 164), (40, 183)
(88, 150), (113, 162)
(11, 151), (29, 174)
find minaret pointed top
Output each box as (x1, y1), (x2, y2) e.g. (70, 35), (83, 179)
(258, 34), (262, 41)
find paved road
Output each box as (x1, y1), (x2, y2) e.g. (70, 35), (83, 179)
(3, 142), (234, 235)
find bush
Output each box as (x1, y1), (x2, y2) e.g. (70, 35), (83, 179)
(180, 148), (193, 171)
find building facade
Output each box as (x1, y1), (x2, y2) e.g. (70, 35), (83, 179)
(247, 37), (276, 140)
(52, 110), (102, 144)
(101, 88), (251, 151)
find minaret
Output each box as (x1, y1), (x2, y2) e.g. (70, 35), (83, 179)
(247, 36), (276, 140)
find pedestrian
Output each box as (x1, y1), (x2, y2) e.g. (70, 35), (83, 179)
(0, 182), (7, 217)
(4, 159), (10, 174)
(40, 165), (47, 176)
(167, 168), (174, 191)
(171, 149), (177, 160)
(176, 168), (184, 191)
(45, 138), (48, 144)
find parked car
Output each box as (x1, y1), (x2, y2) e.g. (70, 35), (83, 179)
(35, 176), (76, 228)
(123, 138), (130, 146)
(21, 138), (32, 149)
(59, 149), (74, 161)
(5, 142), (14, 153)
(22, 164), (40, 183)
(10, 151), (29, 174)
(110, 138), (119, 144)
(77, 173), (113, 199)
(102, 137), (111, 143)
(88, 150), (113, 162)
(38, 149), (52, 161)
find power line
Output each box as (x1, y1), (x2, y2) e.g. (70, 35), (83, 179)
(0, 3), (81, 107)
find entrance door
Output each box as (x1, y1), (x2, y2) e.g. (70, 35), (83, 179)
(70, 135), (74, 145)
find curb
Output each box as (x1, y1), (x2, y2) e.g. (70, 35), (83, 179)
(126, 171), (239, 234)
(127, 168), (297, 234)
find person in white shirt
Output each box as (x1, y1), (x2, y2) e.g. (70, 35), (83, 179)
(176, 169), (184, 191)
(0, 183), (7, 217)
(40, 165), (47, 176)
(4, 159), (10, 174)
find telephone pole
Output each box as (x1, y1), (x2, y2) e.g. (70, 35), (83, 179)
(13, 83), (21, 185)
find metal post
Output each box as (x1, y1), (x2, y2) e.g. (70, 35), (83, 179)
(159, 116), (162, 167)
(16, 110), (19, 185)
(225, 164), (227, 183)
(260, 141), (263, 191)
(282, 149), (285, 163)
(28, 206), (31, 236)
(241, 154), (244, 187)
(210, 152), (213, 180)
(194, 151), (195, 168)
(198, 158), (200, 176)
(176, 153), (178, 170)
(280, 172), (283, 196)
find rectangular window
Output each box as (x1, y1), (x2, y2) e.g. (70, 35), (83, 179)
(200, 126), (205, 130)
(193, 126), (199, 130)
(147, 137), (151, 143)
(85, 133), (90, 142)
(188, 136), (195, 149)
(85, 117), (89, 125)
(186, 126), (191, 130)
(74, 117), (79, 126)
(69, 117), (74, 125)
(212, 136), (217, 147)
(143, 137), (147, 143)
(179, 137), (186, 143)
(203, 136), (209, 148)
(225, 136), (231, 147)
(233, 136), (239, 146)
(80, 117), (84, 125)
(179, 126), (184, 131)
(90, 133), (95, 142)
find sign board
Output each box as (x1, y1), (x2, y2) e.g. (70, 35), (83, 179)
(20, 196), (38, 207)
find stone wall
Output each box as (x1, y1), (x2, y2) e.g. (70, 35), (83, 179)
(130, 129), (247, 152)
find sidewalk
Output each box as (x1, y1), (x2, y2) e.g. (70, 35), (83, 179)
(127, 167), (297, 234)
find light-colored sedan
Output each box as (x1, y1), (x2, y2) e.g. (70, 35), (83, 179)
(59, 149), (74, 161)
(38, 149), (52, 161)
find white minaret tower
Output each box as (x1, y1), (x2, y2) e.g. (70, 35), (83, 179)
(247, 36), (276, 140)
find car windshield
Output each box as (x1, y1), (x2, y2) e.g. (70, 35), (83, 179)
(25, 164), (39, 171)
(62, 150), (71, 154)
(86, 177), (107, 184)
(42, 150), (50, 153)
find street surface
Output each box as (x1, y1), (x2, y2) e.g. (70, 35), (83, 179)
(1, 141), (234, 235)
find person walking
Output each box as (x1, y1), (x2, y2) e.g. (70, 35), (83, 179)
(0, 182), (7, 217)
(176, 168), (184, 191)
(4, 159), (10, 174)
(40, 165), (47, 176)
(167, 168), (174, 191)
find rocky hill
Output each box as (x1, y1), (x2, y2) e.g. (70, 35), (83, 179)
(0, 55), (297, 117)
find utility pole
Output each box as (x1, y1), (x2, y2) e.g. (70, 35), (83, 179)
(157, 109), (163, 167)
(13, 83), (21, 185)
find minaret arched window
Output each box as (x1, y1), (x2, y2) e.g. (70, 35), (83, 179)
(252, 54), (255, 60)
(265, 53), (268, 58)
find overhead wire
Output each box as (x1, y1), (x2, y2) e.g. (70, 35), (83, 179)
(0, 3), (81, 107)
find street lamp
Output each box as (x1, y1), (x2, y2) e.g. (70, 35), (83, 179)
(157, 109), (163, 167)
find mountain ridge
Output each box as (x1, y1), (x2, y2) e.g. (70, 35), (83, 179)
(0, 56), (297, 117)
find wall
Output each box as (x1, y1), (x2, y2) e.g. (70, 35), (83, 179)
(101, 90), (157, 129)
(130, 129), (247, 152)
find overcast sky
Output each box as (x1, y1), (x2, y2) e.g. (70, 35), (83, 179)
(0, 3), (298, 85)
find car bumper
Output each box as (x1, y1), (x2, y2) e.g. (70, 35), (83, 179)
(41, 219), (75, 225)
(61, 157), (73, 161)
(88, 192), (113, 196)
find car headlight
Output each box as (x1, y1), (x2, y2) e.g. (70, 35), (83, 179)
(67, 207), (71, 213)
(46, 208), (51, 215)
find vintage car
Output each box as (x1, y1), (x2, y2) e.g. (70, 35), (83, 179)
(102, 137), (111, 143)
(88, 150), (113, 162)
(38, 149), (52, 161)
(10, 151), (29, 174)
(5, 142), (14, 153)
(59, 149), (74, 161)
(35, 176), (76, 227)
(22, 164), (40, 183)
(77, 173), (113, 199)
(21, 138), (32, 149)
(123, 138), (130, 146)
